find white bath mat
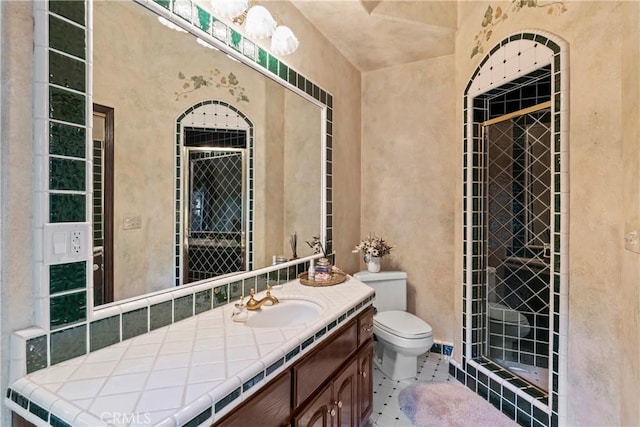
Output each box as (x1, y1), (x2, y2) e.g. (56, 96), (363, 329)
(398, 381), (518, 427)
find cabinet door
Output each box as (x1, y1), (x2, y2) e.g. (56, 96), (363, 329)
(357, 341), (374, 426)
(294, 321), (358, 408)
(295, 383), (333, 427)
(334, 358), (358, 427)
(357, 307), (374, 346)
(216, 370), (291, 427)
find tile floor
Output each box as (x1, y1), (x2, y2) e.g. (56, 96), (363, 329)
(370, 352), (453, 427)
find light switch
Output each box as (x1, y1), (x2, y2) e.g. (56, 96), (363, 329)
(44, 223), (90, 264)
(53, 231), (67, 255)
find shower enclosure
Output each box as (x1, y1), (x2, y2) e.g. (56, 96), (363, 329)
(482, 106), (552, 391)
(182, 127), (248, 284)
(461, 33), (569, 426)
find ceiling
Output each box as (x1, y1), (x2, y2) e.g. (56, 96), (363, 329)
(289, 0), (458, 72)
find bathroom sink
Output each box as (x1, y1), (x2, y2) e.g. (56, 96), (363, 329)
(244, 298), (323, 328)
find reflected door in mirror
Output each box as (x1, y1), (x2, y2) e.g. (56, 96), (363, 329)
(92, 104), (114, 306)
(184, 134), (247, 283)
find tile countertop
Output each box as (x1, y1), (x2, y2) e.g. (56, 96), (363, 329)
(6, 276), (375, 427)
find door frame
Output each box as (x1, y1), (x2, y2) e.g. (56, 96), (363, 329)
(92, 103), (115, 305)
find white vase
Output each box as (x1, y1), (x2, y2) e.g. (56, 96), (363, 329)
(366, 256), (381, 273)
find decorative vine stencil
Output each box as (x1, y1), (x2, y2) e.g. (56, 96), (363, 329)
(471, 0), (568, 58)
(175, 68), (250, 103)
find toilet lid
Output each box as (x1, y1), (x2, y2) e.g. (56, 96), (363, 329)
(488, 302), (527, 324)
(374, 310), (433, 339)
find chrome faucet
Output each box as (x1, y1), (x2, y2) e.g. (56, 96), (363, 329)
(246, 285), (280, 310)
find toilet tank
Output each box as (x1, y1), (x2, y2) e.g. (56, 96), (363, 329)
(353, 271), (407, 313)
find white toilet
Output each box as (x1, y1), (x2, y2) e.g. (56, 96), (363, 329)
(353, 271), (433, 380)
(488, 302), (531, 349)
(486, 267), (531, 352)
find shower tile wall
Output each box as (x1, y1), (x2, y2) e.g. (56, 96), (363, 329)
(462, 32), (568, 427)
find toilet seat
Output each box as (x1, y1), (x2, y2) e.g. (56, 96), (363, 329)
(488, 302), (529, 325)
(374, 310), (433, 340)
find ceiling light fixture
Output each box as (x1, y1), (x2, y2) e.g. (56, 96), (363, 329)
(271, 25), (299, 56)
(208, 0), (298, 56)
(244, 5), (276, 39)
(210, 0), (248, 20)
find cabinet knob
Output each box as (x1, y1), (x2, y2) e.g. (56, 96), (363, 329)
(333, 400), (343, 409)
(360, 371), (367, 378)
(363, 324), (373, 332)
(328, 408), (336, 417)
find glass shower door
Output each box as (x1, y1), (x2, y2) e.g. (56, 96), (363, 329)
(483, 108), (552, 391)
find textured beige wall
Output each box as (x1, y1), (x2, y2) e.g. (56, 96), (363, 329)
(454, 1), (640, 425)
(361, 56), (457, 342)
(619, 2), (640, 425)
(0, 1), (36, 423)
(253, 2), (362, 272)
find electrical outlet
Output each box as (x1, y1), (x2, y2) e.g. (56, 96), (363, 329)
(71, 230), (82, 255)
(43, 223), (89, 263)
(123, 215), (142, 230)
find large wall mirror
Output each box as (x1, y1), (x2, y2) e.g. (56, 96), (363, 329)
(92, 0), (325, 307)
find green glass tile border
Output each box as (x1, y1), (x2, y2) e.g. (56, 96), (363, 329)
(267, 54), (278, 75)
(150, 300), (173, 330)
(195, 289), (212, 314)
(50, 324), (86, 365)
(49, 15), (86, 60)
(49, 157), (85, 191)
(196, 6), (210, 32)
(50, 122), (86, 158)
(174, 294), (194, 322)
(257, 47), (268, 68)
(49, 193), (85, 223)
(213, 284), (228, 307)
(49, 51), (86, 92)
(50, 291), (86, 329)
(229, 281), (242, 300)
(229, 28), (242, 51)
(26, 335), (48, 374)
(89, 315), (120, 351)
(122, 307), (149, 340)
(29, 400), (49, 422)
(49, 87), (86, 125)
(49, 0), (85, 25)
(154, 0), (171, 10)
(50, 261), (86, 294)
(184, 407), (213, 427)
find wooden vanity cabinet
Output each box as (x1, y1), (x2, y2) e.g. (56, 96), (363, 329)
(356, 340), (374, 424)
(294, 355), (358, 427)
(293, 306), (375, 427)
(215, 370), (291, 427)
(216, 306), (374, 427)
(293, 320), (358, 408)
